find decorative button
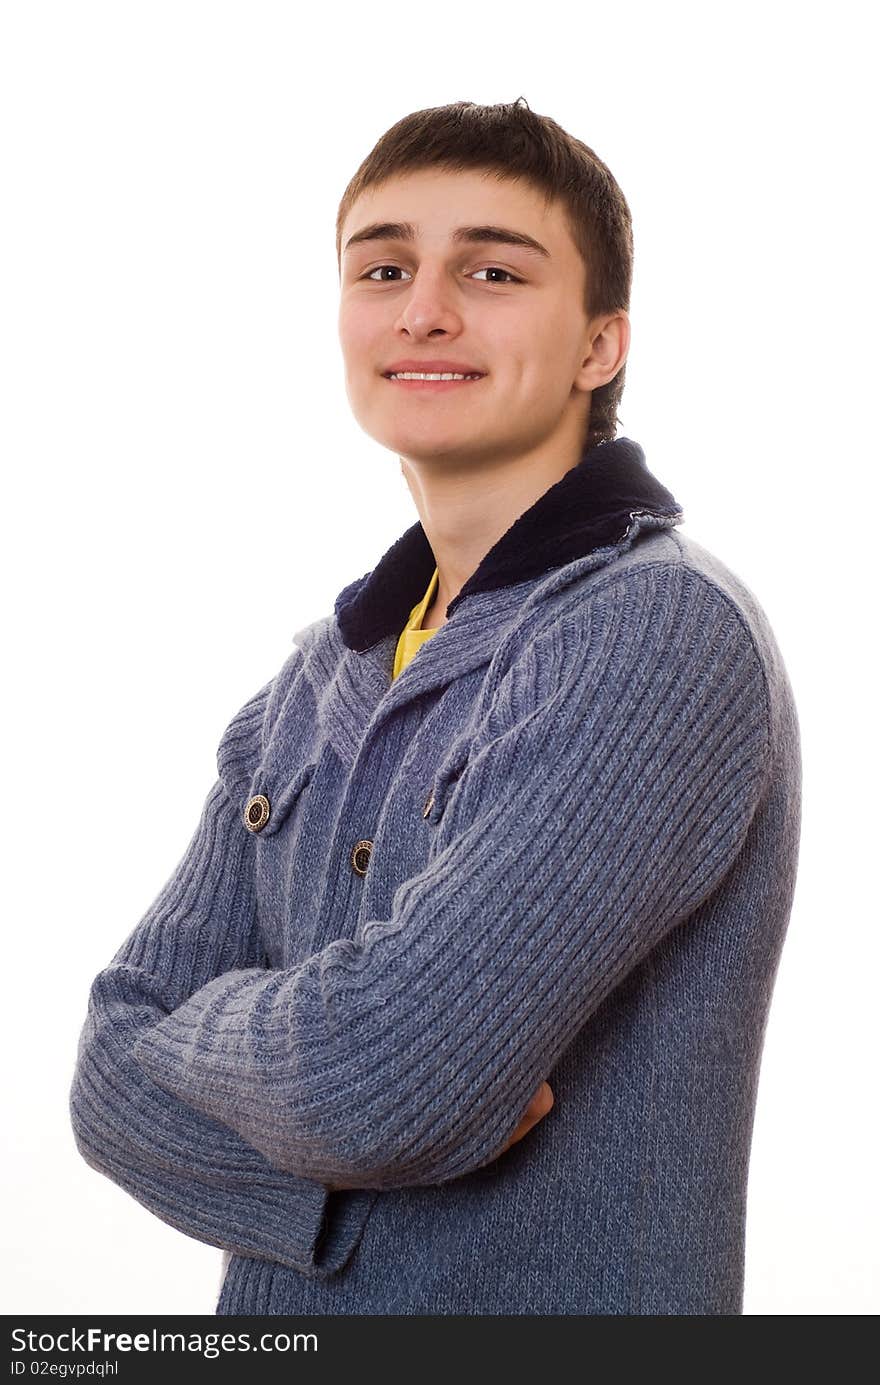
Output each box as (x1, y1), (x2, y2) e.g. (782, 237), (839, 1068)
(350, 839), (373, 875)
(244, 794), (271, 832)
(422, 788), (435, 819)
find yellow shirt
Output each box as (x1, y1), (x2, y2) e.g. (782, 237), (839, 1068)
(392, 566), (441, 680)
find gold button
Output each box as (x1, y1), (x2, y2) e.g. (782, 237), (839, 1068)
(350, 839), (373, 876)
(422, 788), (435, 819)
(244, 794), (270, 832)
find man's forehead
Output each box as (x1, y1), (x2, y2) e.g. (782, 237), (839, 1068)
(342, 172), (564, 257)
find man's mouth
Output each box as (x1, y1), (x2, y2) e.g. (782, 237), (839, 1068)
(382, 371), (486, 389)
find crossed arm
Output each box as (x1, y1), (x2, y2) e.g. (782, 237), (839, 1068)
(71, 565), (769, 1231)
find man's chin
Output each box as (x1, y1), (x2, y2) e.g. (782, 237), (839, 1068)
(387, 436), (486, 468)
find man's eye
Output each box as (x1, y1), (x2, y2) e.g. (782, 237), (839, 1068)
(362, 265), (522, 284)
(471, 267), (522, 284)
(364, 265), (412, 282)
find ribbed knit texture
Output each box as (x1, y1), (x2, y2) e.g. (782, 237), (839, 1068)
(70, 523), (801, 1315)
(67, 678), (356, 1269)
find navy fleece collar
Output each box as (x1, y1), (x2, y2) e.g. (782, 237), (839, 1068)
(335, 435), (683, 653)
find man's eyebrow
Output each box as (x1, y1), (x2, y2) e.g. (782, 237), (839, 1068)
(343, 221), (551, 259)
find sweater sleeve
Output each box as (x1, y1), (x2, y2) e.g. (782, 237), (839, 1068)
(130, 564), (773, 1191)
(68, 650), (338, 1268)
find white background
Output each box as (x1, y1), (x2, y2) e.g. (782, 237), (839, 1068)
(2, 0), (877, 1316)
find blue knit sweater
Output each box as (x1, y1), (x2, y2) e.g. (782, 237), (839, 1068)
(69, 436), (802, 1315)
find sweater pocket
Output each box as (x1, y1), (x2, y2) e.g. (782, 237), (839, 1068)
(241, 760), (317, 839)
(244, 758), (321, 968)
(422, 739), (472, 825)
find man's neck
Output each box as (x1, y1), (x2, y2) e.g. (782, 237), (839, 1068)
(401, 416), (592, 629)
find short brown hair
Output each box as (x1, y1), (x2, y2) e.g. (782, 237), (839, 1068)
(336, 97), (634, 449)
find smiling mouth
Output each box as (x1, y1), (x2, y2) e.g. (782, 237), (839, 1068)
(382, 372), (486, 388)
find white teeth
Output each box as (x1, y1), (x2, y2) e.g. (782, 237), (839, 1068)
(389, 371), (482, 381)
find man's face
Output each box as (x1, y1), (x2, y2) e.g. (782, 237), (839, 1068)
(337, 168), (602, 471)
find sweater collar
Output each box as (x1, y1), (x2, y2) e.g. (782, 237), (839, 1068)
(335, 435), (684, 653)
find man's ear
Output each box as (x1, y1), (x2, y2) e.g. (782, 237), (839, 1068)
(575, 311), (630, 394)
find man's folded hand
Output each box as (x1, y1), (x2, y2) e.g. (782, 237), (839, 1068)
(323, 1082), (555, 1191)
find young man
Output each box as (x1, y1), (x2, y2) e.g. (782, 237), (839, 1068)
(69, 99), (802, 1316)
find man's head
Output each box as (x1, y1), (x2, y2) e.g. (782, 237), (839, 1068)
(336, 98), (632, 475)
